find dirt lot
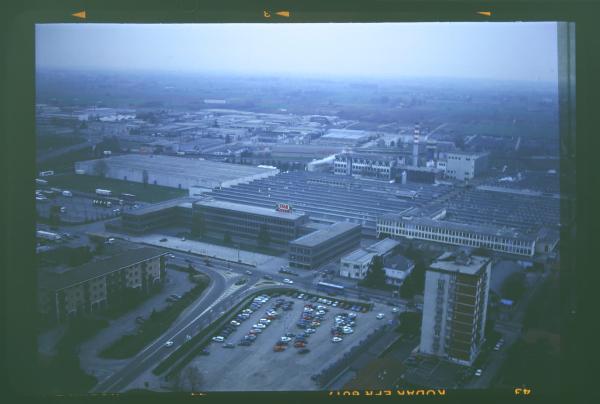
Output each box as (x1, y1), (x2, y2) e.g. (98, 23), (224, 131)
(186, 294), (393, 391)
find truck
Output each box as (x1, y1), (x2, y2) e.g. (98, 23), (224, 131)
(96, 189), (112, 196)
(62, 190), (73, 197)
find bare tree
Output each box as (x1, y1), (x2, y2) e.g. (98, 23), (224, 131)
(175, 365), (203, 391)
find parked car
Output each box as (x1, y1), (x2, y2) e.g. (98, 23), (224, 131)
(223, 343), (235, 349)
(298, 348), (310, 354)
(376, 313), (385, 319)
(159, 238), (168, 242)
(199, 348), (210, 355)
(212, 336), (225, 342)
(331, 337), (343, 343)
(475, 369), (483, 377)
(283, 278), (294, 284)
(263, 275), (273, 280)
(273, 345), (285, 352)
(245, 270), (253, 275)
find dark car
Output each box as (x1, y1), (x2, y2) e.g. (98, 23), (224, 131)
(263, 275), (273, 280)
(223, 343), (235, 349)
(298, 348), (310, 354)
(199, 349), (210, 355)
(135, 316), (145, 324)
(239, 340), (251, 346)
(159, 238), (168, 242)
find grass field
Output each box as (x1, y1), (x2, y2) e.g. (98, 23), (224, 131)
(47, 174), (187, 203)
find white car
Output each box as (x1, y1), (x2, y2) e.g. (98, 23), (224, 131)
(475, 369), (483, 377)
(392, 307), (400, 313)
(185, 334), (192, 342)
(376, 313), (385, 319)
(165, 340), (174, 347)
(342, 327), (354, 334)
(331, 337), (343, 343)
(250, 328), (263, 334)
(254, 323), (266, 329)
(280, 336), (292, 342)
(305, 328), (316, 334)
(230, 320), (241, 326)
(283, 279), (294, 284)
(245, 270), (253, 275)
(242, 309), (253, 314)
(212, 336), (225, 343)
(167, 253), (175, 258)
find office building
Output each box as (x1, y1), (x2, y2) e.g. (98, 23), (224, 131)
(120, 198), (194, 234)
(340, 238), (401, 279)
(289, 222), (361, 270)
(38, 247), (166, 323)
(193, 199), (309, 244)
(420, 252), (491, 366)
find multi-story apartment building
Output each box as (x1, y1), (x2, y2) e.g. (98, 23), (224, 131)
(38, 247), (166, 323)
(420, 252), (491, 366)
(289, 222), (361, 270)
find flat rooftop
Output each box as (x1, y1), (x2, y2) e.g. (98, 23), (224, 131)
(123, 198), (195, 216)
(194, 199), (307, 220)
(367, 238), (401, 255)
(321, 129), (372, 140)
(38, 247), (165, 291)
(342, 248), (377, 265)
(78, 154), (278, 183)
(430, 253), (490, 275)
(291, 221), (361, 248)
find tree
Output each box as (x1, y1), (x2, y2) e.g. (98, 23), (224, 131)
(501, 272), (527, 301)
(223, 232), (232, 245)
(93, 159), (108, 178)
(258, 224), (271, 246)
(142, 169), (149, 188)
(361, 255), (387, 289)
(175, 365), (203, 391)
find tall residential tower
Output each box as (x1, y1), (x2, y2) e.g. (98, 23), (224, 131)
(419, 252), (491, 366)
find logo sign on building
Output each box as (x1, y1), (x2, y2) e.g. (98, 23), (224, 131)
(276, 203), (292, 213)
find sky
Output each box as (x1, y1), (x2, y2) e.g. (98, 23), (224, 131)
(36, 22), (558, 83)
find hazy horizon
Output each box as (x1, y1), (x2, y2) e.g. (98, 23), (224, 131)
(36, 22), (558, 84)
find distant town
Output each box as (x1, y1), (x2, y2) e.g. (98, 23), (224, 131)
(35, 69), (562, 394)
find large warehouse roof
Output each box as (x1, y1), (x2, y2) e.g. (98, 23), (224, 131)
(77, 154), (278, 185)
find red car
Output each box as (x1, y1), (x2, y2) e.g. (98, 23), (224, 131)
(273, 345), (285, 352)
(294, 341), (306, 348)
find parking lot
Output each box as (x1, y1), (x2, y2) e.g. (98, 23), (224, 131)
(36, 194), (142, 224)
(186, 292), (394, 391)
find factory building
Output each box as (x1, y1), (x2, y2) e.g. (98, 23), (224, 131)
(38, 247), (166, 323)
(289, 222), (361, 270)
(74, 154), (279, 190)
(193, 199), (309, 245)
(333, 153), (398, 179)
(377, 210), (536, 257)
(420, 252), (491, 367)
(444, 152), (489, 181)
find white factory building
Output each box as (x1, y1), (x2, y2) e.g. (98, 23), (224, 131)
(444, 152), (489, 181)
(75, 154), (279, 192)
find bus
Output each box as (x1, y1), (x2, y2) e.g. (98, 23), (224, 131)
(316, 282), (345, 296)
